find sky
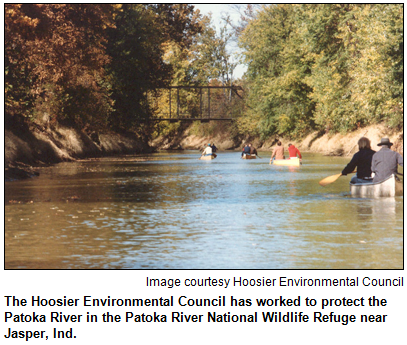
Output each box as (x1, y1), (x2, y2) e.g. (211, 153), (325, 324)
(191, 3), (248, 79)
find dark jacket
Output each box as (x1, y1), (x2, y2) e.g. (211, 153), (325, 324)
(243, 146), (251, 154)
(250, 147), (257, 155)
(342, 149), (376, 179)
(371, 147), (403, 183)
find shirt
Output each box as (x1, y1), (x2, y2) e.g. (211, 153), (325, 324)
(271, 146), (284, 160)
(288, 145), (302, 159)
(371, 147), (403, 183)
(342, 149), (375, 179)
(202, 146), (212, 155)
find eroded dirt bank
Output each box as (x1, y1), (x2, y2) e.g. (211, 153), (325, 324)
(151, 124), (403, 157)
(5, 123), (151, 181)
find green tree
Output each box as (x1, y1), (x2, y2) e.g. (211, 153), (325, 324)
(240, 4), (314, 137)
(300, 4), (359, 132)
(239, 4), (403, 137)
(343, 4), (403, 129)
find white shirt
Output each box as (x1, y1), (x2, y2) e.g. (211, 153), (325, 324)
(202, 146), (212, 155)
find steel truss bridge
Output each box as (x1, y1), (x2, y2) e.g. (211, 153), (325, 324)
(148, 85), (243, 122)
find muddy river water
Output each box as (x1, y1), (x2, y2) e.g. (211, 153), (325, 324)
(4, 151), (403, 269)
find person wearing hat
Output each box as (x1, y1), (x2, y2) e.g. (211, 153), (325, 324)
(371, 138), (403, 183)
(342, 137), (375, 184)
(202, 143), (213, 157)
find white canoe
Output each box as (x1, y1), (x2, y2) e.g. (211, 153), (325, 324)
(242, 154), (256, 159)
(199, 154), (216, 160)
(273, 158), (301, 166)
(350, 174), (403, 197)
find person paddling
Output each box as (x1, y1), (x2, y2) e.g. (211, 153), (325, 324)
(249, 144), (258, 156)
(241, 144), (251, 157)
(202, 143), (213, 157)
(342, 137), (375, 184)
(288, 144), (302, 160)
(270, 141), (284, 162)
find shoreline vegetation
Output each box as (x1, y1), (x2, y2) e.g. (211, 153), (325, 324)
(5, 5), (403, 180)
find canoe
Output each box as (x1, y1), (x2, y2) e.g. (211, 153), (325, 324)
(242, 154), (256, 159)
(273, 158), (301, 166)
(199, 154), (216, 160)
(350, 174), (403, 197)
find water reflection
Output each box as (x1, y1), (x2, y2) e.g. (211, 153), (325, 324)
(5, 151), (403, 269)
(356, 198), (396, 221)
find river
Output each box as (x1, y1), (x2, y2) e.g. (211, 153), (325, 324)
(4, 151), (403, 269)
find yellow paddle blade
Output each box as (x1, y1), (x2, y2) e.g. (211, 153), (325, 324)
(319, 173), (342, 187)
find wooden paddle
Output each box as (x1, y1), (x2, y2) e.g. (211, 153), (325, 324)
(319, 170), (357, 187)
(319, 173), (343, 186)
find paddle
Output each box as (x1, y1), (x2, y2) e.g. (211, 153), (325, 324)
(319, 170), (356, 187)
(319, 173), (343, 186)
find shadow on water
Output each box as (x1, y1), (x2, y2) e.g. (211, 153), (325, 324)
(5, 151), (403, 269)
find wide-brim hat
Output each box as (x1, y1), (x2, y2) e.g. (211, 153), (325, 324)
(378, 138), (393, 146)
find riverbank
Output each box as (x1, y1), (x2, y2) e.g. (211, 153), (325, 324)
(5, 121), (402, 181)
(5, 122), (152, 181)
(151, 123), (403, 157)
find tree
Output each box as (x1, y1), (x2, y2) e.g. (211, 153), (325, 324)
(5, 4), (115, 130)
(106, 4), (205, 136)
(299, 4), (357, 132)
(238, 4), (403, 137)
(239, 4), (314, 137)
(343, 4), (403, 129)
(150, 10), (242, 134)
